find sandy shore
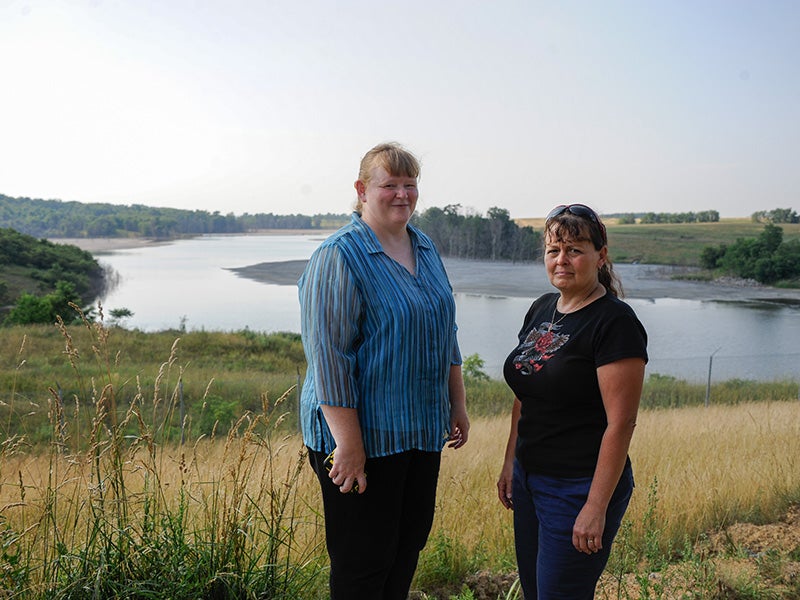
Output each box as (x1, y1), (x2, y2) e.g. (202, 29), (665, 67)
(49, 231), (336, 252)
(229, 257), (800, 304)
(49, 237), (163, 252)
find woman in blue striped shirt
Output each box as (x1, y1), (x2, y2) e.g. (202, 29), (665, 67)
(299, 142), (470, 600)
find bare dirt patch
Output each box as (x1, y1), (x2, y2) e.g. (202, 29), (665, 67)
(705, 504), (800, 556)
(598, 504), (800, 599)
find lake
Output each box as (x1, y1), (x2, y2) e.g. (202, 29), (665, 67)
(92, 234), (800, 384)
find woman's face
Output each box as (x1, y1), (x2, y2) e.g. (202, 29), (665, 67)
(544, 227), (607, 294)
(355, 165), (418, 231)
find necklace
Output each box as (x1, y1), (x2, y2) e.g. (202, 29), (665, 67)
(547, 284), (600, 332)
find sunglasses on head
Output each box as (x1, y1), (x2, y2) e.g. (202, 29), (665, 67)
(546, 204), (607, 242)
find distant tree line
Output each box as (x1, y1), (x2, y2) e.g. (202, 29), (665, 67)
(413, 205), (541, 262)
(612, 210), (720, 224)
(237, 212), (350, 230)
(0, 227), (105, 324)
(700, 223), (800, 284)
(0, 194), (349, 238)
(1, 193), (542, 261)
(751, 208), (799, 224)
(0, 196), (546, 325)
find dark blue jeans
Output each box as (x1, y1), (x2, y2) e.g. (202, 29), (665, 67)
(512, 459), (634, 600)
(308, 448), (441, 600)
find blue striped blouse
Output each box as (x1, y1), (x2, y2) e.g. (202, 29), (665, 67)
(298, 213), (461, 458)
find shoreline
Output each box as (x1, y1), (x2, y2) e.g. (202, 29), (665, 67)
(52, 237), (800, 305)
(229, 257), (800, 305)
(48, 230), (337, 253)
(50, 237), (161, 252)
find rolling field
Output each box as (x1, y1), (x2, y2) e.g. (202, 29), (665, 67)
(515, 217), (800, 266)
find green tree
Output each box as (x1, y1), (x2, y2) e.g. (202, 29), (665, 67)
(108, 307), (134, 327)
(86, 215), (120, 236)
(771, 208), (799, 223)
(752, 208), (799, 224)
(696, 210), (720, 222)
(487, 207), (512, 261)
(761, 222), (783, 253)
(699, 244), (726, 269)
(771, 239), (800, 280)
(707, 224), (800, 284)
(198, 395), (239, 436)
(413, 205), (541, 262)
(1, 193), (346, 238)
(462, 353), (490, 381)
(638, 211), (717, 224)
(4, 281), (82, 325)
(4, 293), (52, 324)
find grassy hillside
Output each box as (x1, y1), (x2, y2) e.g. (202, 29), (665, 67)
(516, 217), (800, 266)
(2, 322), (796, 449)
(0, 228), (105, 315)
(0, 323), (307, 444)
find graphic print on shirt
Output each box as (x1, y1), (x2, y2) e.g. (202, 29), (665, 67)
(512, 321), (569, 375)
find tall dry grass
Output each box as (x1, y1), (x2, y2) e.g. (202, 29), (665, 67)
(2, 308), (799, 598)
(432, 402), (800, 565)
(424, 402), (800, 598)
(0, 310), (329, 598)
(3, 400), (800, 597)
(628, 401), (800, 541)
(0, 427), (327, 598)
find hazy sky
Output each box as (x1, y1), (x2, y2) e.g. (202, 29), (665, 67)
(1, 1), (798, 219)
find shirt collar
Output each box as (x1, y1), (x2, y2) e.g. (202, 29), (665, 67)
(350, 212), (431, 255)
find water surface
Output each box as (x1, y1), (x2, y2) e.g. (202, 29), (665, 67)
(95, 234), (800, 383)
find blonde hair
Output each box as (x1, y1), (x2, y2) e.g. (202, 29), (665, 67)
(354, 142), (421, 214)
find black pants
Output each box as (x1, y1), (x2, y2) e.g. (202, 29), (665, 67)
(308, 448), (442, 600)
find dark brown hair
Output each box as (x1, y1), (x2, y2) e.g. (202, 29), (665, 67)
(545, 208), (624, 298)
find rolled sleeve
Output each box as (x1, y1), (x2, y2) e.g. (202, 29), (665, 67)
(451, 324), (462, 366)
(299, 245), (362, 408)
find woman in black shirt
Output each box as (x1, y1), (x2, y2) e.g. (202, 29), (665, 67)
(497, 204), (648, 599)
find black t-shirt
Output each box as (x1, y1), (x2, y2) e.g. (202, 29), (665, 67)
(503, 292), (648, 477)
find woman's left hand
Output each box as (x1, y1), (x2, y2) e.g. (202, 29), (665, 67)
(447, 365), (469, 449)
(572, 502), (606, 554)
(448, 405), (470, 449)
(447, 404), (469, 448)
(573, 357), (645, 553)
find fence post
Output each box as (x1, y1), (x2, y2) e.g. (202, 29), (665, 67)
(705, 347), (721, 408)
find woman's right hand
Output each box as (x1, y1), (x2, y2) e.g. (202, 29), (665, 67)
(319, 405), (368, 494)
(329, 444), (367, 494)
(497, 460), (514, 509)
(498, 398), (521, 510)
